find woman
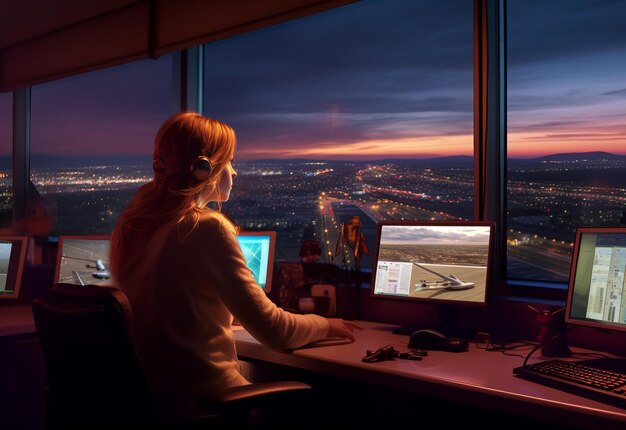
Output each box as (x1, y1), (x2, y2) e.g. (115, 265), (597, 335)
(110, 112), (360, 421)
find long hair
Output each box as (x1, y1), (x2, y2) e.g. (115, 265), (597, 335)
(110, 112), (236, 279)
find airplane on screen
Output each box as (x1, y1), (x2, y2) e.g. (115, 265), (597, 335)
(85, 259), (110, 280)
(64, 256), (111, 285)
(413, 262), (475, 291)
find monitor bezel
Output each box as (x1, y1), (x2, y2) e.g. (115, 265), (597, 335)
(237, 230), (276, 294)
(564, 226), (626, 334)
(0, 235), (29, 301)
(54, 234), (112, 286)
(369, 219), (494, 308)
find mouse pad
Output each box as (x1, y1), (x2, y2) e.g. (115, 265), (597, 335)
(299, 337), (354, 348)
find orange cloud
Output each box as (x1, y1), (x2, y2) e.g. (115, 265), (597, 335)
(237, 134), (473, 160)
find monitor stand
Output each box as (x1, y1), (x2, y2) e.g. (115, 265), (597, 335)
(392, 304), (464, 338)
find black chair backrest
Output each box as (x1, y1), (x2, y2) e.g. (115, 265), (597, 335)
(32, 283), (159, 429)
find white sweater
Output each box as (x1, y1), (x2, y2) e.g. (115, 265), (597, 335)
(115, 212), (329, 421)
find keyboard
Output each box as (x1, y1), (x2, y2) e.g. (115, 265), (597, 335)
(513, 359), (626, 409)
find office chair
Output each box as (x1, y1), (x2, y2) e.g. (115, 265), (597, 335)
(31, 283), (312, 430)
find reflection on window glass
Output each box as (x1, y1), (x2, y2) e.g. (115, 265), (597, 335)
(0, 92), (12, 229)
(30, 56), (174, 236)
(204, 0), (474, 269)
(507, 0), (626, 283)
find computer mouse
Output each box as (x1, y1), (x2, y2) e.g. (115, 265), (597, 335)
(408, 328), (469, 352)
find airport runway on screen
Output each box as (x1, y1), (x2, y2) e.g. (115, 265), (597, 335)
(58, 241), (110, 286)
(409, 264), (487, 303)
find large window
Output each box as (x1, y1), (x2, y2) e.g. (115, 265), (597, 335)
(203, 0), (474, 269)
(507, 0), (626, 284)
(9, 0), (622, 300)
(29, 56), (174, 236)
(0, 92), (12, 229)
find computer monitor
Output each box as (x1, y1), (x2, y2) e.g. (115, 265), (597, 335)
(237, 231), (276, 293)
(370, 220), (494, 335)
(0, 236), (29, 300)
(54, 235), (111, 286)
(565, 227), (626, 334)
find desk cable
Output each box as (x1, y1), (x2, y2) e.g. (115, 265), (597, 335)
(475, 332), (538, 358)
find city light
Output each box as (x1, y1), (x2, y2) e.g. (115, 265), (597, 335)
(2, 154), (622, 283)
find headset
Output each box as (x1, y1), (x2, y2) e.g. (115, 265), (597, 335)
(189, 156), (213, 181)
(153, 155), (213, 181)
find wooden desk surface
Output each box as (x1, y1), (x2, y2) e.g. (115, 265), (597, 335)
(233, 320), (626, 428)
(0, 304), (36, 337)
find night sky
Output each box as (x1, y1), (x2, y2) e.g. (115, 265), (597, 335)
(0, 0), (625, 160)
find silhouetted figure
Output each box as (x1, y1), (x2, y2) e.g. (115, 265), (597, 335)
(334, 215), (370, 270)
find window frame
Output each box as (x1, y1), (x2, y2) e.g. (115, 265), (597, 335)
(7, 0), (568, 303)
(480, 0), (570, 302)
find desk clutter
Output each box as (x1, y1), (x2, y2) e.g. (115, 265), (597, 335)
(361, 328), (470, 363)
(277, 261), (346, 317)
(362, 345), (427, 363)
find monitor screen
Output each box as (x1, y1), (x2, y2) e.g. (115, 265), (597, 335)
(0, 236), (28, 300)
(565, 227), (626, 334)
(371, 220), (493, 306)
(54, 235), (111, 286)
(237, 231), (276, 293)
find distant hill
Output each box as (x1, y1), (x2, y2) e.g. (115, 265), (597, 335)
(534, 151), (626, 162)
(252, 152), (625, 165)
(32, 153), (152, 167)
(0, 151), (623, 170)
(255, 152), (626, 167)
(509, 151), (626, 167)
(0, 154), (151, 169)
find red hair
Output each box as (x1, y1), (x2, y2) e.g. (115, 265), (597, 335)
(110, 112), (236, 279)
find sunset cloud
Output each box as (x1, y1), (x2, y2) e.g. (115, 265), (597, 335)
(2, 0), (625, 161)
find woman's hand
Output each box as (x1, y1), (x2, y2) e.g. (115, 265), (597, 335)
(326, 318), (364, 342)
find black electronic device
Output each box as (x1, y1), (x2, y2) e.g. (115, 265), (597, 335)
(236, 231), (276, 293)
(513, 358), (626, 408)
(565, 227), (626, 335)
(408, 328), (469, 352)
(362, 345), (400, 363)
(361, 345), (428, 363)
(190, 155), (213, 181)
(0, 236), (29, 301)
(370, 220), (494, 336)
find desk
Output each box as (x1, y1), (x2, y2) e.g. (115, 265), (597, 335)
(233, 320), (626, 429)
(3, 305), (626, 429)
(0, 305), (37, 337)
(0, 304), (45, 430)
